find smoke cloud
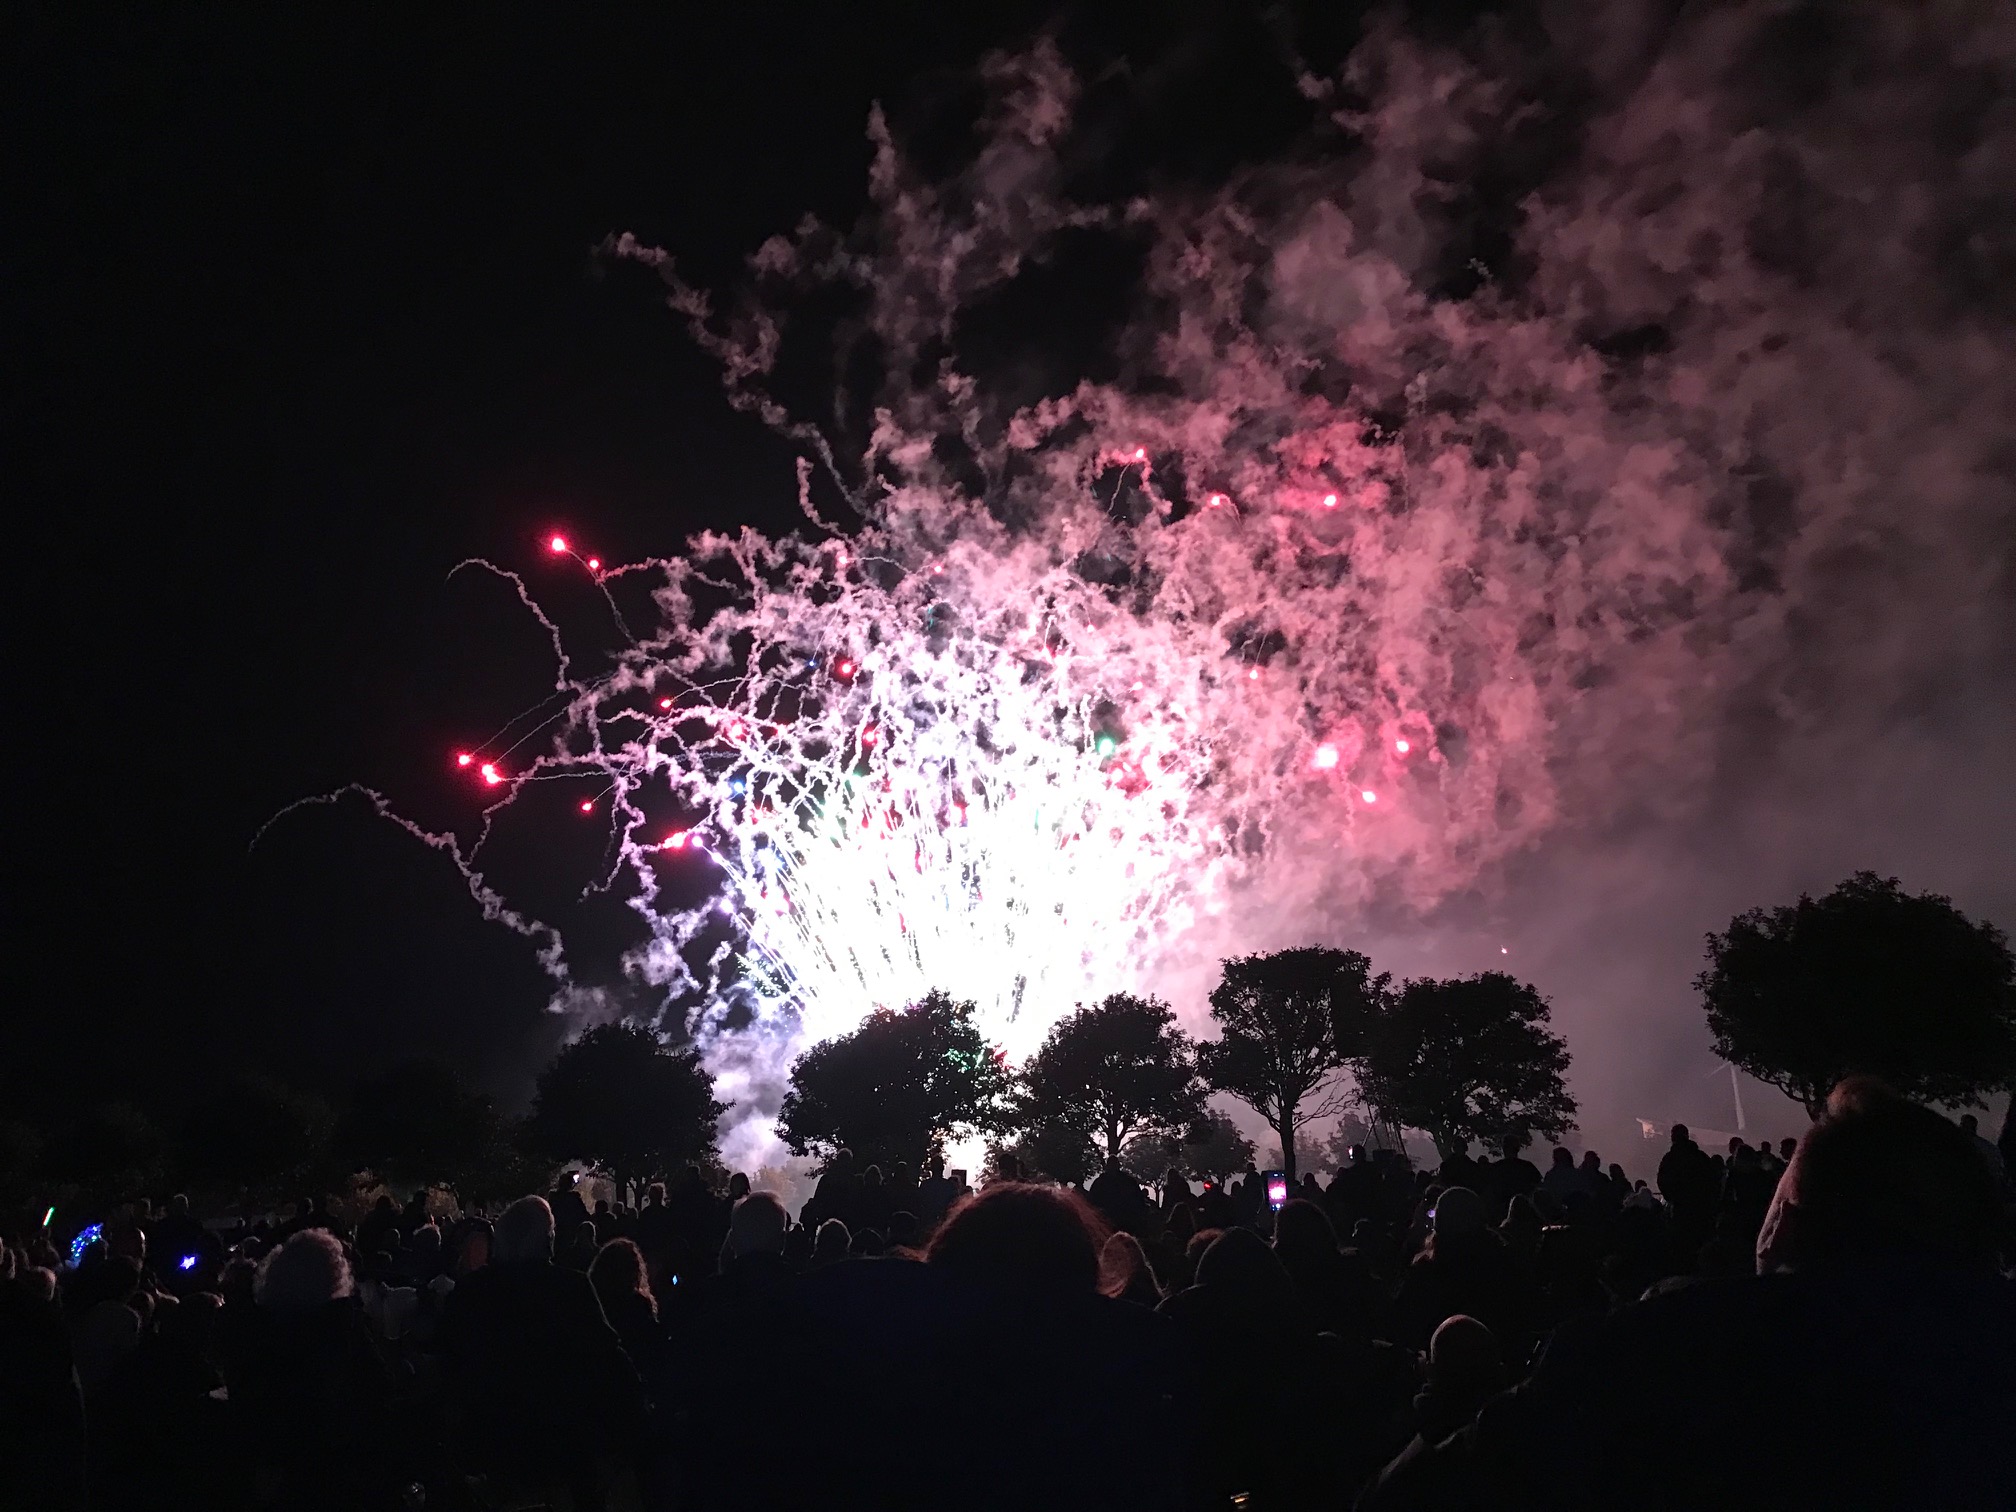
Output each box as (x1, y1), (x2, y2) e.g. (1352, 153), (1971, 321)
(364, 5), (2016, 1166)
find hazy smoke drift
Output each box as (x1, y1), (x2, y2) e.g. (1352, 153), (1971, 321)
(464, 7), (2013, 1165)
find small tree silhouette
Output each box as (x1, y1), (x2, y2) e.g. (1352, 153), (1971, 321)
(1197, 947), (1383, 1180)
(528, 1024), (724, 1200)
(778, 990), (1012, 1170)
(1015, 993), (1205, 1167)
(1354, 973), (1576, 1158)
(1698, 872), (2016, 1116)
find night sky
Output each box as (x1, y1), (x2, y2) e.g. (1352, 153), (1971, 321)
(10, 4), (2013, 1157)
(6, 2), (1300, 1116)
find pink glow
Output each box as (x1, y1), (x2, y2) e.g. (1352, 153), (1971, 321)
(1312, 743), (1339, 770)
(1360, 789), (1377, 803)
(548, 535), (568, 554)
(1395, 738), (1411, 754)
(455, 752), (472, 767)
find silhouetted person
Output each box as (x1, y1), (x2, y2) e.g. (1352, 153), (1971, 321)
(1362, 1079), (2016, 1511)
(1162, 1224), (1371, 1508)
(1101, 1230), (1163, 1307)
(1328, 1143), (1380, 1231)
(1393, 1186), (1534, 1350)
(589, 1235), (667, 1387)
(805, 1148), (861, 1230)
(1087, 1160), (1153, 1231)
(0, 1238), (86, 1511)
(1273, 1198), (1378, 1341)
(438, 1196), (645, 1510)
(1657, 1123), (1718, 1252)
(1404, 1314), (1505, 1449)
(915, 1155), (958, 1228)
(228, 1228), (397, 1510)
(924, 1183), (1195, 1511)
(810, 1218), (851, 1268)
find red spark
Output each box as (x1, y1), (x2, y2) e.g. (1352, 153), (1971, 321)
(1209, 493), (1228, 508)
(579, 800), (593, 813)
(1360, 788), (1378, 803)
(480, 763), (502, 785)
(664, 832), (688, 850)
(1322, 493), (1338, 508)
(586, 557), (601, 571)
(1133, 447), (1146, 461)
(861, 725), (879, 746)
(455, 753), (472, 768)
(548, 534), (568, 554)
(658, 697), (673, 710)
(1312, 743), (1339, 770)
(1248, 668), (1260, 681)
(836, 659), (855, 678)
(1395, 738), (1411, 754)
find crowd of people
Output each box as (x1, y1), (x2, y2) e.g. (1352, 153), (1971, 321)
(2, 1081), (2011, 1510)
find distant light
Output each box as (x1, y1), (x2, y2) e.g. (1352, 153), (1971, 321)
(1360, 789), (1378, 803)
(456, 753), (473, 767)
(548, 534), (568, 553)
(1322, 493), (1338, 508)
(729, 779), (746, 796)
(1313, 743), (1339, 770)
(1395, 738), (1411, 753)
(1501, 947), (1509, 955)
(179, 1255), (197, 1271)
(586, 557), (601, 570)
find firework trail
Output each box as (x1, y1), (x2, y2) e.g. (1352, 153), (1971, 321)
(288, 10), (2016, 1164)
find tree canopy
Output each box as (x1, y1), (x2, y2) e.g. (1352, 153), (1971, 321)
(332, 1059), (500, 1190)
(777, 990), (1012, 1170)
(527, 1024), (724, 1184)
(1353, 972), (1577, 1157)
(1179, 1107), (1258, 1184)
(178, 1077), (332, 1198)
(1015, 993), (1205, 1166)
(1197, 947), (1383, 1179)
(1697, 871), (2016, 1116)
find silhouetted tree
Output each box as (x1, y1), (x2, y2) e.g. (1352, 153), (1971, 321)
(991, 1119), (1099, 1186)
(1015, 993), (1205, 1166)
(778, 990), (1011, 1170)
(1354, 973), (1577, 1157)
(527, 1024), (724, 1198)
(457, 1114), (561, 1208)
(45, 1103), (166, 1199)
(1119, 1130), (1182, 1184)
(1179, 1107), (1257, 1184)
(333, 1059), (498, 1189)
(177, 1077), (332, 1199)
(1697, 871), (2016, 1116)
(1197, 947), (1384, 1179)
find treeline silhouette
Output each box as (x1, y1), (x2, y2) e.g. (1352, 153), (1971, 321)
(2, 873), (2013, 1508)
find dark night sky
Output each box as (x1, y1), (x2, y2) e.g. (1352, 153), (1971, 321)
(6, 2), (1315, 1117)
